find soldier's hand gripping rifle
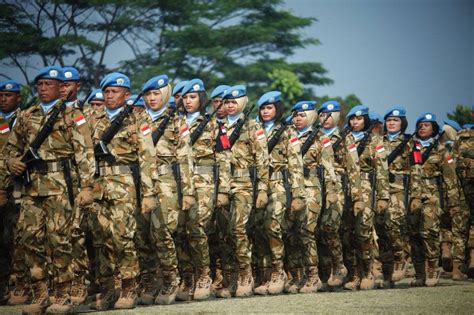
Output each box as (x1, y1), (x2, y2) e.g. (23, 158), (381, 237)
(18, 91), (72, 186)
(228, 103), (256, 147)
(356, 123), (375, 156)
(189, 101), (223, 145)
(152, 105), (177, 145)
(300, 112), (332, 157)
(387, 128), (419, 165)
(332, 125), (351, 151)
(267, 115), (292, 154)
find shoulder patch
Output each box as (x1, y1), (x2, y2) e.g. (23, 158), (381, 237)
(180, 126), (190, 138)
(446, 155), (454, 164)
(74, 115), (86, 126)
(255, 129), (265, 140)
(290, 136), (300, 146)
(0, 124), (10, 134)
(347, 143), (357, 153)
(141, 124), (151, 136)
(376, 145), (385, 153)
(321, 138), (331, 148)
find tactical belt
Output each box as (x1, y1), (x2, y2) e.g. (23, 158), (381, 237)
(303, 167), (318, 178)
(360, 171), (373, 181)
(232, 168), (250, 178)
(157, 164), (173, 176)
(31, 159), (74, 173)
(270, 170), (286, 181)
(421, 176), (439, 186)
(99, 164), (133, 176)
(194, 165), (214, 175)
(389, 173), (406, 184)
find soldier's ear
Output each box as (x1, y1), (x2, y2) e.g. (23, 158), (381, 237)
(124, 89), (131, 98)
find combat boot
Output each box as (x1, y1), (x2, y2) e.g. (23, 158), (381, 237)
(114, 278), (137, 309)
(410, 262), (426, 287)
(113, 273), (121, 300)
(8, 277), (30, 305)
(21, 280), (50, 315)
(254, 268), (271, 295)
(267, 261), (287, 295)
(451, 260), (467, 280)
(137, 272), (158, 305)
(193, 266), (211, 300)
(155, 269), (179, 305)
(327, 264), (348, 287)
(45, 281), (73, 314)
(343, 267), (361, 290)
(90, 278), (116, 311)
(283, 268), (300, 294)
(440, 242), (453, 272)
(176, 272), (194, 301)
(216, 269), (238, 298)
(211, 268), (224, 292)
(392, 259), (407, 282)
(378, 263), (394, 289)
(360, 260), (375, 290)
(70, 276), (87, 305)
(299, 266), (322, 293)
(425, 260), (440, 287)
(468, 249), (474, 278)
(235, 265), (254, 297)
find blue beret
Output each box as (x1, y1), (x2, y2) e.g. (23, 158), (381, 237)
(34, 66), (64, 82)
(126, 94), (145, 107)
(182, 78), (205, 95)
(463, 124), (473, 129)
(169, 98), (176, 107)
(443, 119), (461, 132)
(0, 80), (22, 92)
(62, 66), (80, 81)
(258, 91), (282, 107)
(211, 85), (231, 99)
(416, 112), (437, 124)
(384, 106), (406, 120)
(318, 101), (340, 113)
(346, 105), (369, 118)
(223, 85), (246, 99)
(292, 101), (316, 112)
(100, 72), (130, 90)
(172, 81), (189, 96)
(142, 75), (169, 93)
(86, 89), (104, 103)
(285, 115), (293, 125)
(369, 111), (383, 123)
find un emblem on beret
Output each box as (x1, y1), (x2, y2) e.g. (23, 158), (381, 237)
(327, 104), (334, 110)
(117, 78), (125, 86)
(49, 70), (58, 77)
(158, 79), (164, 86)
(5, 84), (13, 90)
(64, 71), (72, 79)
(232, 90), (239, 97)
(426, 114), (432, 120)
(96, 92), (103, 98)
(193, 84), (200, 91)
(302, 103), (308, 110)
(356, 110), (362, 116)
(393, 110), (400, 116)
(127, 99), (133, 105)
(269, 97), (275, 103)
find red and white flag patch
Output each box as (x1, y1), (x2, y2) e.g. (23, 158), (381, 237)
(290, 137), (300, 146)
(447, 155), (454, 164)
(74, 115), (86, 126)
(0, 124), (10, 134)
(321, 138), (331, 148)
(180, 126), (190, 138)
(376, 145), (385, 153)
(347, 143), (357, 153)
(256, 129), (265, 140)
(141, 124), (151, 136)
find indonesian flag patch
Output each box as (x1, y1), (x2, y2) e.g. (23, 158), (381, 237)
(321, 138), (331, 148)
(347, 143), (357, 153)
(415, 143), (422, 150)
(180, 126), (190, 138)
(376, 145), (385, 153)
(74, 115), (86, 126)
(141, 124), (151, 136)
(0, 124), (10, 134)
(447, 155), (454, 164)
(290, 137), (300, 146)
(256, 129), (265, 140)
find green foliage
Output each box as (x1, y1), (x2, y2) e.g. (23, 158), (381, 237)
(447, 104), (472, 127)
(268, 69), (303, 112)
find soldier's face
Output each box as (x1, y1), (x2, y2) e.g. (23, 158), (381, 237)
(60, 81), (80, 100)
(174, 93), (181, 106)
(0, 91), (20, 113)
(36, 79), (61, 103)
(144, 89), (164, 111)
(417, 122), (434, 139)
(103, 87), (130, 109)
(319, 112), (335, 128)
(214, 98), (227, 119)
(293, 111), (308, 129)
(349, 116), (365, 131)
(90, 100), (104, 111)
(385, 117), (402, 133)
(183, 92), (200, 113)
(260, 104), (276, 122)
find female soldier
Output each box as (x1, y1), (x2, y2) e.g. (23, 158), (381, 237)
(176, 79), (230, 301)
(253, 91), (306, 296)
(343, 105), (389, 291)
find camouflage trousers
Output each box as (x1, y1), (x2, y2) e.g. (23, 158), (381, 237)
(464, 177), (474, 249)
(70, 206), (91, 280)
(18, 194), (74, 284)
(407, 183), (441, 264)
(150, 179), (179, 272)
(0, 197), (20, 281)
(283, 177), (319, 270)
(440, 196), (470, 261)
(89, 195), (139, 280)
(214, 203), (237, 272)
(375, 185), (407, 265)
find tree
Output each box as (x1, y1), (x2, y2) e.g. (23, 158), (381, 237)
(0, 0), (333, 102)
(447, 105), (472, 127)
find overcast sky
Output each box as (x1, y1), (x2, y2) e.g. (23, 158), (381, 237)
(284, 0), (473, 126)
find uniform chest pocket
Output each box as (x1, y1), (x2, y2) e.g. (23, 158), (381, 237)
(193, 133), (214, 157)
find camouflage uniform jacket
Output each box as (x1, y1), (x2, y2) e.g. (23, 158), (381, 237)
(0, 108), (20, 188)
(454, 128), (474, 180)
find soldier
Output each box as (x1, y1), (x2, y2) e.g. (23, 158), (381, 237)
(83, 89), (105, 125)
(3, 66), (95, 314)
(378, 106), (411, 288)
(0, 80), (23, 305)
(369, 111), (384, 136)
(176, 78), (230, 301)
(127, 94), (146, 114)
(172, 81), (189, 115)
(59, 66), (82, 108)
(253, 91), (306, 296)
(408, 113), (461, 287)
(343, 105), (389, 290)
(291, 101), (336, 293)
(140, 74), (195, 305)
(89, 72), (158, 310)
